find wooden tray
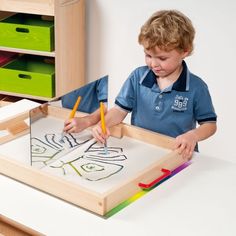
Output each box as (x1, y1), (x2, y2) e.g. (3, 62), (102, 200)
(0, 104), (187, 216)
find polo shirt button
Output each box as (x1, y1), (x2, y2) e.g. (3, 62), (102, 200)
(156, 106), (160, 110)
(159, 94), (163, 98)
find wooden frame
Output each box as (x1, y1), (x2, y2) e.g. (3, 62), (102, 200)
(0, 105), (187, 216)
(0, 0), (85, 101)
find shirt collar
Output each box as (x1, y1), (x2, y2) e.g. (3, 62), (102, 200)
(141, 61), (189, 92)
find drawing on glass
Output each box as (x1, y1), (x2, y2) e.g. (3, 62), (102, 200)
(31, 132), (91, 168)
(31, 133), (127, 181)
(49, 140), (127, 181)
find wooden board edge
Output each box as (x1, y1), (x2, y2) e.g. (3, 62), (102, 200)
(121, 123), (175, 149)
(0, 155), (106, 216)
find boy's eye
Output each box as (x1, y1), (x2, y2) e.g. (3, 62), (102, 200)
(159, 57), (167, 61)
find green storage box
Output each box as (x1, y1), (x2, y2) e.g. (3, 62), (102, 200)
(0, 55), (55, 98)
(0, 14), (54, 52)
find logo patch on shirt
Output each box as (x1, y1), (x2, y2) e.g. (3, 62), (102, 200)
(171, 95), (188, 112)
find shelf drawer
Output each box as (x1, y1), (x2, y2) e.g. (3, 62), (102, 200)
(0, 13), (54, 52)
(0, 55), (55, 97)
(0, 0), (54, 16)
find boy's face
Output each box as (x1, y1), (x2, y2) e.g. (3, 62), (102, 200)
(144, 46), (189, 78)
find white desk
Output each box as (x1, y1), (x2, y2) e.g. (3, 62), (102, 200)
(0, 136), (236, 236)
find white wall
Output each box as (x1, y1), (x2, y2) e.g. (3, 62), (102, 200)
(86, 0), (236, 163)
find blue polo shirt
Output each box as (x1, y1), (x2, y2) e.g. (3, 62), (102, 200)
(115, 62), (217, 139)
(62, 75), (108, 113)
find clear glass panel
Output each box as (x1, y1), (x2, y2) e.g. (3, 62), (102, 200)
(30, 76), (108, 169)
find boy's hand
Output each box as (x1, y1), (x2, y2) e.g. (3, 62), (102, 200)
(174, 130), (198, 160)
(92, 124), (110, 144)
(64, 117), (89, 133)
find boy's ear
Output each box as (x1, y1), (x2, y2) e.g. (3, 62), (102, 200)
(182, 50), (190, 58)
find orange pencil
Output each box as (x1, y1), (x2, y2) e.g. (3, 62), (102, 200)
(100, 102), (108, 154)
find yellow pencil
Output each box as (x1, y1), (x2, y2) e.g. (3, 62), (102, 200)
(69, 96), (81, 119)
(60, 96), (81, 142)
(100, 102), (108, 154)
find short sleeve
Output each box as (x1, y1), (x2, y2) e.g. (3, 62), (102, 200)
(115, 71), (136, 112)
(96, 75), (108, 103)
(194, 82), (217, 124)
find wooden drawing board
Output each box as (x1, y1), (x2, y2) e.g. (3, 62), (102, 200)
(0, 104), (187, 216)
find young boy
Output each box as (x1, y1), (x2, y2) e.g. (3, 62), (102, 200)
(92, 10), (217, 160)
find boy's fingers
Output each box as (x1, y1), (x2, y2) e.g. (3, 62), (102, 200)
(181, 146), (194, 160)
(176, 143), (186, 154)
(184, 144), (194, 157)
(92, 125), (111, 144)
(64, 117), (74, 125)
(64, 122), (74, 132)
(92, 128), (105, 144)
(176, 144), (193, 160)
(183, 152), (192, 160)
(174, 141), (180, 150)
(92, 128), (99, 138)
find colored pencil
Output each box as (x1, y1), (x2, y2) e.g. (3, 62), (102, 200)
(100, 102), (108, 154)
(69, 96), (81, 119)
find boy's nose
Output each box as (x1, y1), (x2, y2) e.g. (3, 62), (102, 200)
(151, 60), (161, 68)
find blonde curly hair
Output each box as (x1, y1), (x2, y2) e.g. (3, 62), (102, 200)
(138, 10), (195, 55)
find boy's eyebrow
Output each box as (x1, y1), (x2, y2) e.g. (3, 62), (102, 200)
(144, 50), (169, 58)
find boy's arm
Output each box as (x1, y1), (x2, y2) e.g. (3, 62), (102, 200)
(191, 122), (217, 141)
(174, 122), (217, 160)
(92, 107), (128, 143)
(103, 107), (128, 128)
